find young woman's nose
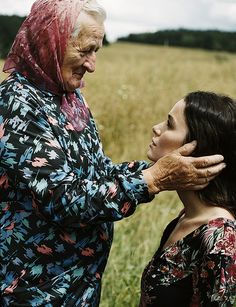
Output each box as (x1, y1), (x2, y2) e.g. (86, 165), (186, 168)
(153, 124), (162, 136)
(83, 52), (96, 73)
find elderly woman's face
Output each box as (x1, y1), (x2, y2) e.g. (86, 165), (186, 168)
(61, 12), (104, 92)
(147, 99), (188, 162)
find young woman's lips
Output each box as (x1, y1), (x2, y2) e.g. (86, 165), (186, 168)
(151, 138), (157, 146)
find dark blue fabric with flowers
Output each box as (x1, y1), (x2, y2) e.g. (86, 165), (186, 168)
(0, 73), (151, 306)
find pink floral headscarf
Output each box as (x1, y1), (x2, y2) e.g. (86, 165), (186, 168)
(3, 0), (90, 132)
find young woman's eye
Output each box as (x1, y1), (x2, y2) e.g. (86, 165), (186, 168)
(167, 120), (172, 129)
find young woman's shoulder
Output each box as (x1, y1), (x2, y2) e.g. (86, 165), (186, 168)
(199, 218), (236, 257)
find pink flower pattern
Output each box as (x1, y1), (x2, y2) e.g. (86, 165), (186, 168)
(140, 217), (236, 306)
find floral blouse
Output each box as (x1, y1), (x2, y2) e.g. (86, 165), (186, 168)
(140, 217), (236, 307)
(0, 73), (151, 306)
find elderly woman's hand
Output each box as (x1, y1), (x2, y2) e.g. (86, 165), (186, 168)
(142, 141), (226, 195)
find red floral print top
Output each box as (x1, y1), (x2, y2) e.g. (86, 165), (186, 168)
(140, 217), (236, 307)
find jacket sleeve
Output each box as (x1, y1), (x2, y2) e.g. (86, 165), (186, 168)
(0, 91), (152, 228)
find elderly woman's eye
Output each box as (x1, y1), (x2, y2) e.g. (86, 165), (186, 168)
(79, 49), (92, 56)
(74, 47), (85, 55)
(87, 48), (95, 54)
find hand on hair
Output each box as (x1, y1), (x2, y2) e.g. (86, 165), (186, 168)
(142, 141), (226, 195)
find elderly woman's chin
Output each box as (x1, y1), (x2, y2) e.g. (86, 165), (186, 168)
(63, 74), (83, 92)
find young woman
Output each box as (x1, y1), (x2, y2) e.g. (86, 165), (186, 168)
(140, 91), (236, 307)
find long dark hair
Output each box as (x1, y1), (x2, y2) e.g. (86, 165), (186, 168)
(184, 91), (236, 216)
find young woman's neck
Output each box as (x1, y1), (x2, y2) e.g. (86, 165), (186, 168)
(177, 190), (235, 221)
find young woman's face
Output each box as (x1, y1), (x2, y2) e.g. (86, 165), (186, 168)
(61, 12), (104, 92)
(147, 99), (188, 162)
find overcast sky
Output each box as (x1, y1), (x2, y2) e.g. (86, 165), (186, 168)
(1, 0), (236, 41)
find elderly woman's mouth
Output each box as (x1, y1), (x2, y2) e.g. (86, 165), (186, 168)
(73, 72), (84, 78)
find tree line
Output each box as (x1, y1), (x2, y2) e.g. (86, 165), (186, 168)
(0, 15), (109, 59)
(0, 15), (25, 58)
(1, 15), (235, 56)
(118, 29), (236, 53)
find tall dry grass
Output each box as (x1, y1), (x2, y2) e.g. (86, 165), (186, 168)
(1, 43), (236, 306)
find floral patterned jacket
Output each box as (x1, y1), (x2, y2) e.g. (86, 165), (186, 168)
(140, 217), (236, 307)
(0, 73), (151, 306)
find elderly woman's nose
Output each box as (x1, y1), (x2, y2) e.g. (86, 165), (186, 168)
(84, 53), (96, 72)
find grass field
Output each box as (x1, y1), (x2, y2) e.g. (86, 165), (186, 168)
(1, 43), (236, 306)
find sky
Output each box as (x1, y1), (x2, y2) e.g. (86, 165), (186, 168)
(1, 0), (236, 41)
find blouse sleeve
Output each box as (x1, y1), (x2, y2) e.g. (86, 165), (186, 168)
(194, 222), (236, 306)
(102, 155), (151, 174)
(101, 155), (153, 207)
(0, 88), (152, 228)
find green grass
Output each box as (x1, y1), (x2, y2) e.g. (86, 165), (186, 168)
(1, 43), (236, 306)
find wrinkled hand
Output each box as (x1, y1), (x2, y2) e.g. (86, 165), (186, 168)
(142, 141), (226, 195)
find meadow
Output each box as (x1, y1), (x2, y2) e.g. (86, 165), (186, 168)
(1, 43), (236, 306)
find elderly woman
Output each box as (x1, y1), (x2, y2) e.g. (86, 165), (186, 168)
(0, 0), (225, 305)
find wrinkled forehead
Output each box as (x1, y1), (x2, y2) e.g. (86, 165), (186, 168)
(27, 0), (88, 50)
